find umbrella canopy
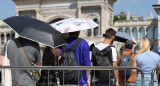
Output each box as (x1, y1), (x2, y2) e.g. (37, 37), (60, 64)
(3, 16), (66, 48)
(50, 18), (99, 33)
(115, 32), (137, 44)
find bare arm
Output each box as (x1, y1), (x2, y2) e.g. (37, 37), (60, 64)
(86, 70), (90, 86)
(132, 61), (137, 76)
(113, 61), (119, 86)
(0, 55), (4, 66)
(156, 62), (160, 80)
(158, 62), (160, 68)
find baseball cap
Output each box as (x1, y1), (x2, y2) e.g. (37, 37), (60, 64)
(125, 40), (134, 49)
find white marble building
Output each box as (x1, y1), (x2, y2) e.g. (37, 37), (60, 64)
(13, 0), (116, 43)
(0, 20), (15, 51)
(114, 17), (158, 52)
(153, 0), (160, 51)
(8, 0), (116, 52)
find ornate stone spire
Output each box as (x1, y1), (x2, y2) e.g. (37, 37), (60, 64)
(126, 12), (130, 21)
(149, 10), (153, 19)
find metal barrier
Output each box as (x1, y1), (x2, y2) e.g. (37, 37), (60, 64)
(151, 67), (160, 86)
(0, 66), (144, 86)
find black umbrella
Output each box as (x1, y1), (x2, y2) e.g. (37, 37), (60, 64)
(3, 15), (66, 48)
(115, 32), (137, 44)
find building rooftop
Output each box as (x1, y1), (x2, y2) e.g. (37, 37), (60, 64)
(153, 5), (160, 14)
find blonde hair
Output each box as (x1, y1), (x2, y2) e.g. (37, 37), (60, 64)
(139, 38), (151, 53)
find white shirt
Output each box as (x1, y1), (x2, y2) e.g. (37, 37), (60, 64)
(95, 43), (117, 62)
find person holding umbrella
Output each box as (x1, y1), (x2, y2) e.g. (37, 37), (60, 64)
(50, 18), (99, 86)
(0, 37), (42, 86)
(0, 16), (67, 86)
(63, 31), (91, 86)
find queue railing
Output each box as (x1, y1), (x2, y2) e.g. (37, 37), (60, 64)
(151, 67), (160, 86)
(0, 66), (144, 86)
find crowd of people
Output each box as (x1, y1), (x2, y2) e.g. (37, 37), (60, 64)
(0, 28), (160, 86)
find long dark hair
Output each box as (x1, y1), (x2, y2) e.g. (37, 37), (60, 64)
(42, 46), (61, 66)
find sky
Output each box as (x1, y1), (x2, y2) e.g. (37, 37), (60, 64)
(114, 0), (158, 19)
(0, 0), (158, 19)
(0, 0), (15, 20)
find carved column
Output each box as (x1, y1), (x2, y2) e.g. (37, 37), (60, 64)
(0, 33), (1, 45)
(158, 11), (160, 50)
(123, 28), (125, 33)
(78, 6), (81, 18)
(10, 33), (12, 39)
(36, 9), (39, 19)
(100, 5), (106, 36)
(16, 10), (19, 16)
(4, 33), (7, 44)
(137, 27), (139, 40)
(130, 27), (132, 37)
(91, 28), (94, 37)
(144, 26), (147, 37)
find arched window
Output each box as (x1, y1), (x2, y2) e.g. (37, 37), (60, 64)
(12, 33), (15, 39)
(147, 27), (153, 39)
(153, 27), (158, 39)
(6, 33), (10, 41)
(87, 29), (91, 36)
(132, 27), (138, 40)
(118, 28), (123, 33)
(134, 46), (139, 53)
(1, 34), (4, 44)
(93, 19), (98, 36)
(125, 28), (130, 36)
(139, 27), (145, 39)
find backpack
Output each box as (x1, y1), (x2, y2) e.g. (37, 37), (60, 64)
(119, 52), (132, 78)
(92, 45), (114, 81)
(58, 38), (82, 84)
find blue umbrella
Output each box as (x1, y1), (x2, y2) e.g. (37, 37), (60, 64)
(115, 32), (137, 44)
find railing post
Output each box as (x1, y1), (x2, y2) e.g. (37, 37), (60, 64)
(151, 68), (156, 86)
(94, 70), (95, 86)
(78, 70), (79, 86)
(48, 70), (49, 86)
(139, 69), (144, 86)
(63, 70), (64, 85)
(124, 70), (126, 86)
(109, 70), (110, 86)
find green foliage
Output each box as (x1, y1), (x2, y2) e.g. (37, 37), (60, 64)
(113, 15), (127, 23)
(119, 15), (126, 20)
(113, 16), (119, 23)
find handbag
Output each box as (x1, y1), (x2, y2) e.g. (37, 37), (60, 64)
(15, 39), (40, 82)
(1, 40), (12, 86)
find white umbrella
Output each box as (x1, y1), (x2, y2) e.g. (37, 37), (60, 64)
(50, 18), (99, 33)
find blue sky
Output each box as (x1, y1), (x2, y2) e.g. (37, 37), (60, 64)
(114, 0), (158, 18)
(0, 0), (158, 19)
(0, 0), (15, 19)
